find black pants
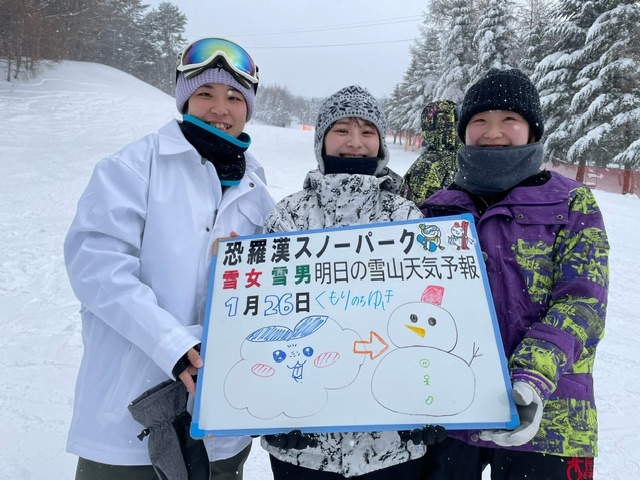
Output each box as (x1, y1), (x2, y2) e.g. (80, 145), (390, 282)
(270, 454), (423, 480)
(421, 437), (594, 480)
(75, 442), (252, 480)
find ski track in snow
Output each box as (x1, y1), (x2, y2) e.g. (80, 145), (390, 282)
(1, 61), (638, 479)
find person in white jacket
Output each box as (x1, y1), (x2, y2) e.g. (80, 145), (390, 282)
(64, 37), (275, 480)
(261, 85), (446, 479)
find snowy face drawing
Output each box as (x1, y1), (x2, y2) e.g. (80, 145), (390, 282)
(224, 315), (363, 419)
(387, 302), (458, 352)
(272, 342), (315, 382)
(245, 315), (328, 383)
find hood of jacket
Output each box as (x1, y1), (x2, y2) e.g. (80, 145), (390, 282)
(421, 100), (462, 153)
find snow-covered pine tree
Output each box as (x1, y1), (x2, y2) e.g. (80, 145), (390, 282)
(386, 80), (418, 142)
(532, 0), (603, 164)
(134, 2), (186, 95)
(105, 0), (149, 73)
(385, 84), (408, 145)
(470, 0), (519, 83)
(415, 21), (444, 106)
(400, 31), (441, 135)
(253, 85), (294, 128)
(566, 0), (640, 180)
(516, 0), (556, 75)
(433, 0), (476, 103)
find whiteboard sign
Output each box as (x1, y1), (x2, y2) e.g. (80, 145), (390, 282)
(192, 215), (518, 438)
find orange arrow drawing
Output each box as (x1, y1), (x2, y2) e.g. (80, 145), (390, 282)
(353, 331), (389, 360)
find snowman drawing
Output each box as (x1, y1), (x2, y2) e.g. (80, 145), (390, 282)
(371, 285), (480, 416)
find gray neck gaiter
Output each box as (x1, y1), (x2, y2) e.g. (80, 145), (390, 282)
(454, 142), (544, 195)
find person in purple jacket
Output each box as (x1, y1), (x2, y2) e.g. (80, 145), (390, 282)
(418, 68), (609, 480)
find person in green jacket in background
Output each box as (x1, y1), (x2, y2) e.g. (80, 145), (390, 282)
(401, 100), (462, 203)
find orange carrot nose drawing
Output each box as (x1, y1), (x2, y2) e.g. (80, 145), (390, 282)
(405, 324), (427, 338)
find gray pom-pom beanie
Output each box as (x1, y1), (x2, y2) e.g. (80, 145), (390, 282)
(314, 85), (389, 175)
(175, 68), (255, 120)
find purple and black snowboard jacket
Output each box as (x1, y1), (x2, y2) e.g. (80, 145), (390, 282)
(419, 171), (609, 457)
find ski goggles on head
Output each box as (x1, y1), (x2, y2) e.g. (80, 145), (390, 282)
(176, 37), (259, 92)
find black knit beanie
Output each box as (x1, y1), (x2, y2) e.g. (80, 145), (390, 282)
(457, 68), (544, 143)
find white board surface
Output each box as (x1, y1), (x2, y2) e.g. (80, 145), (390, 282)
(192, 214), (518, 438)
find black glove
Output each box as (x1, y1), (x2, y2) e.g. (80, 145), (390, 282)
(398, 425), (447, 446)
(264, 429), (318, 450)
(128, 379), (210, 480)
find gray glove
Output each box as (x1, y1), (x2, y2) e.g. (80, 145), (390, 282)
(128, 379), (209, 480)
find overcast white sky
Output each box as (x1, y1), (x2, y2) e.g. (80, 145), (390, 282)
(149, 0), (429, 98)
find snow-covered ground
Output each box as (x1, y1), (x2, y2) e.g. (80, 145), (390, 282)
(1, 61), (638, 479)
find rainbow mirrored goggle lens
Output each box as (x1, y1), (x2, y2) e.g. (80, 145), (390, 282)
(177, 38), (259, 91)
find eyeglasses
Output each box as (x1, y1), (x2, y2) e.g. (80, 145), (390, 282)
(176, 37), (259, 92)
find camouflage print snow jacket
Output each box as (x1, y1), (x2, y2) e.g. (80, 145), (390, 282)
(401, 100), (462, 204)
(262, 168), (425, 477)
(419, 171), (609, 458)
(401, 149), (458, 204)
(265, 167), (423, 232)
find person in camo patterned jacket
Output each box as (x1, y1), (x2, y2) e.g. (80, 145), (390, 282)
(401, 100), (462, 203)
(260, 85), (447, 479)
(418, 68), (609, 480)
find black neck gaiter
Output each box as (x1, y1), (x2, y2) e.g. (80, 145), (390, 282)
(323, 155), (379, 175)
(454, 142), (544, 195)
(180, 114), (251, 186)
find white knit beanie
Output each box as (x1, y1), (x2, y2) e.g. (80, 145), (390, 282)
(175, 68), (256, 120)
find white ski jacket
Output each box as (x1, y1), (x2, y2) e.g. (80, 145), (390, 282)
(64, 119), (275, 465)
(262, 169), (426, 477)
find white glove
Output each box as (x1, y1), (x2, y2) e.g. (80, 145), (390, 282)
(479, 381), (544, 446)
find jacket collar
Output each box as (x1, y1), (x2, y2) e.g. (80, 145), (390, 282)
(425, 171), (569, 213)
(157, 118), (196, 156)
(302, 166), (405, 195)
(156, 119), (265, 179)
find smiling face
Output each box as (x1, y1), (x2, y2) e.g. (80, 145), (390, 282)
(324, 117), (380, 158)
(185, 82), (247, 138)
(465, 110), (532, 147)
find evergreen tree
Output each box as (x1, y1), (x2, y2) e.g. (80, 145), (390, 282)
(567, 1), (640, 171)
(470, 0), (518, 82)
(385, 84), (408, 144)
(254, 85), (294, 128)
(532, 0), (603, 164)
(134, 2), (186, 94)
(93, 0), (149, 71)
(517, 0), (556, 75)
(290, 95), (322, 126)
(399, 36), (438, 134)
(404, 16), (444, 128)
(433, 0), (476, 103)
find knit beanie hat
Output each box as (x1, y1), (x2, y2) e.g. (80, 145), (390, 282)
(457, 68), (544, 143)
(314, 85), (389, 175)
(175, 68), (256, 120)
